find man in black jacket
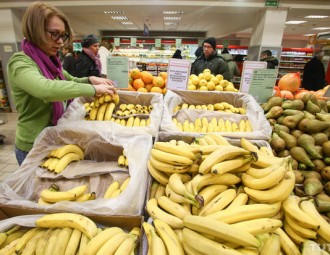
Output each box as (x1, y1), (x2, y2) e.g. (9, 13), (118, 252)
(260, 50), (279, 69)
(191, 37), (230, 80)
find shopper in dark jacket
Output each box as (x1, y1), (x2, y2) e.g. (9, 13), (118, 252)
(191, 37), (230, 80)
(260, 50), (279, 69)
(61, 44), (76, 76)
(172, 49), (183, 59)
(75, 34), (101, 77)
(302, 49), (327, 91)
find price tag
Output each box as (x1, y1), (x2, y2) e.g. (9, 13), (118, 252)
(166, 59), (191, 90)
(106, 56), (129, 89)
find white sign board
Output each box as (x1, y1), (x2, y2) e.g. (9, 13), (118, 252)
(239, 61), (267, 93)
(166, 59), (191, 90)
(106, 56), (129, 89)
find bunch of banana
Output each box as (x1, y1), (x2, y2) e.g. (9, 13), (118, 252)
(103, 176), (131, 198)
(115, 103), (153, 117)
(173, 102), (246, 114)
(117, 154), (128, 168)
(149, 180), (167, 199)
(38, 184), (96, 204)
(172, 116), (252, 133)
(110, 116), (150, 127)
(0, 225), (22, 247)
(40, 144), (84, 174)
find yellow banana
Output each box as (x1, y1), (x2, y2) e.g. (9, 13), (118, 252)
(133, 117), (140, 126)
(39, 188), (75, 203)
(165, 184), (200, 207)
(274, 228), (301, 255)
(54, 152), (81, 174)
(149, 181), (159, 199)
(146, 198), (184, 229)
(120, 176), (131, 192)
(67, 185), (88, 197)
(20, 229), (46, 255)
(259, 233), (281, 255)
(142, 222), (154, 255)
(154, 184), (166, 199)
(153, 142), (196, 160)
(246, 159), (286, 179)
(96, 102), (108, 121)
(15, 228), (42, 254)
(0, 238), (20, 255)
(147, 160), (169, 186)
(154, 219), (185, 255)
(169, 173), (196, 202)
(108, 189), (122, 198)
(157, 196), (191, 220)
(111, 93), (120, 105)
(202, 134), (217, 145)
(284, 215), (317, 239)
(231, 218), (283, 236)
(56, 144), (84, 160)
(0, 225), (21, 247)
(227, 192), (249, 209)
(114, 233), (137, 255)
(96, 231), (128, 255)
(77, 233), (89, 255)
(243, 164), (295, 203)
(183, 215), (260, 248)
(283, 221), (306, 245)
(104, 181), (120, 198)
(282, 196), (320, 230)
(119, 103), (127, 111)
(63, 229), (82, 255)
(51, 227), (73, 255)
(117, 155), (126, 167)
(149, 156), (190, 173)
(35, 213), (98, 239)
(150, 227), (166, 255)
(206, 202), (282, 224)
(104, 102), (115, 121)
(211, 156), (252, 175)
(75, 192), (96, 202)
(89, 107), (98, 120)
(199, 146), (250, 174)
(84, 227), (123, 255)
(34, 228), (53, 255)
(197, 184), (228, 206)
(97, 94), (105, 104)
(126, 116), (134, 127)
(140, 119), (147, 126)
(150, 148), (193, 166)
(47, 158), (60, 171)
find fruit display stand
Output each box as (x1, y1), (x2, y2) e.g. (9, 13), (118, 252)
(0, 122), (153, 216)
(161, 90), (272, 140)
(58, 91), (164, 137)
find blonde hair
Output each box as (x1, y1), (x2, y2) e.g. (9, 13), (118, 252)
(22, 2), (74, 46)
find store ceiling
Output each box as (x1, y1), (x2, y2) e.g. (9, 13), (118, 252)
(0, 0), (330, 43)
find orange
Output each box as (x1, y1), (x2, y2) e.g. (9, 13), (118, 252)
(150, 87), (163, 93)
(129, 75), (133, 85)
(141, 71), (153, 84)
(145, 84), (153, 92)
(152, 76), (165, 88)
(132, 78), (145, 90)
(137, 87), (148, 93)
(128, 84), (136, 91)
(130, 68), (141, 80)
(159, 72), (167, 80)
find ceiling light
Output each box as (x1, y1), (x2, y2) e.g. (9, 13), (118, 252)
(312, 27), (330, 30)
(164, 22), (177, 26)
(127, 27), (138, 30)
(303, 34), (316, 36)
(163, 11), (184, 15)
(164, 16), (181, 21)
(111, 16), (129, 20)
(285, 20), (306, 24)
(121, 22), (134, 25)
(305, 15), (328, 19)
(104, 11), (124, 14)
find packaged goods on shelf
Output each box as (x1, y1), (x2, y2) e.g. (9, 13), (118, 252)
(0, 123), (153, 216)
(58, 90), (163, 137)
(161, 90), (272, 140)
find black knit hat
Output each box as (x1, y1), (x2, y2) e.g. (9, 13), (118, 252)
(203, 37), (217, 50)
(81, 34), (98, 48)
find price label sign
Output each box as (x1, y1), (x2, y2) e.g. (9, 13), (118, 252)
(249, 69), (278, 103)
(240, 61), (268, 93)
(166, 59), (191, 90)
(106, 56), (129, 89)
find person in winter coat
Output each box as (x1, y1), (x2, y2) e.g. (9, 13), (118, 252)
(302, 49), (327, 91)
(61, 44), (75, 76)
(260, 50), (279, 69)
(75, 34), (102, 77)
(7, 2), (116, 165)
(172, 49), (183, 59)
(191, 37), (230, 80)
(221, 48), (240, 82)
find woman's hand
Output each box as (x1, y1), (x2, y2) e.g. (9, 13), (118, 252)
(89, 76), (116, 87)
(93, 84), (117, 97)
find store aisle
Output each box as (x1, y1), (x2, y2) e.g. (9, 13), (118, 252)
(0, 112), (19, 181)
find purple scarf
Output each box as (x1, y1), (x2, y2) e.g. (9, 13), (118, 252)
(83, 47), (102, 75)
(22, 39), (66, 126)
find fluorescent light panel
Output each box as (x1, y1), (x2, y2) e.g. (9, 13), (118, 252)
(163, 11), (184, 15)
(303, 34), (316, 36)
(164, 22), (177, 26)
(163, 16), (181, 21)
(285, 20), (306, 24)
(312, 27), (330, 30)
(111, 16), (129, 20)
(104, 11), (124, 14)
(305, 15), (328, 19)
(121, 22), (134, 25)
(127, 27), (138, 30)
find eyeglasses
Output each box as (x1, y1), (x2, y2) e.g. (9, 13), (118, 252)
(45, 30), (69, 43)
(203, 45), (213, 49)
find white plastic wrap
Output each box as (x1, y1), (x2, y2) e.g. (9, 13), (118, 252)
(58, 91), (164, 137)
(161, 90), (272, 140)
(0, 122), (153, 216)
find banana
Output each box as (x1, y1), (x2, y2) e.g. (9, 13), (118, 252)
(211, 156), (252, 175)
(124, 157), (129, 167)
(260, 146), (275, 157)
(183, 215), (260, 248)
(227, 192), (249, 209)
(43, 228), (62, 255)
(199, 146), (250, 174)
(54, 152), (81, 174)
(67, 185), (88, 198)
(244, 163), (295, 203)
(117, 155), (126, 167)
(165, 184), (200, 207)
(284, 215), (317, 239)
(97, 94), (105, 104)
(154, 184), (166, 199)
(41, 157), (53, 169)
(47, 158), (60, 171)
(203, 134), (218, 145)
(84, 227), (123, 255)
(56, 144), (84, 160)
(231, 218), (283, 236)
(150, 148), (193, 166)
(119, 104), (127, 111)
(274, 228), (302, 255)
(206, 202), (282, 223)
(133, 117), (140, 126)
(199, 145), (228, 155)
(149, 181), (159, 199)
(0, 238), (20, 255)
(51, 227), (73, 255)
(168, 173), (196, 202)
(63, 229), (82, 255)
(104, 102), (115, 121)
(35, 213), (98, 239)
(198, 189), (236, 216)
(242, 159), (288, 190)
(120, 177), (130, 192)
(282, 196), (320, 230)
(114, 233), (137, 255)
(149, 156), (190, 173)
(89, 107), (98, 120)
(245, 160), (286, 178)
(0, 229), (27, 249)
(198, 184), (228, 206)
(15, 228), (42, 254)
(20, 229), (46, 255)
(140, 119), (147, 126)
(34, 228), (53, 255)
(126, 116), (134, 127)
(108, 188), (121, 198)
(183, 241), (204, 255)
(96, 231), (128, 255)
(259, 233), (281, 255)
(75, 192), (96, 202)
(153, 142), (196, 160)
(157, 196), (191, 219)
(150, 227), (166, 255)
(283, 220), (306, 245)
(111, 94), (120, 105)
(146, 198), (184, 229)
(147, 160), (169, 186)
(77, 233), (89, 255)
(300, 200), (330, 242)
(154, 219), (184, 255)
(96, 102), (108, 121)
(39, 189), (75, 203)
(182, 228), (244, 255)
(104, 181), (120, 198)
(0, 225), (21, 247)
(142, 222), (154, 255)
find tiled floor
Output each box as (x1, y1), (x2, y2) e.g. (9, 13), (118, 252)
(0, 111), (19, 181)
